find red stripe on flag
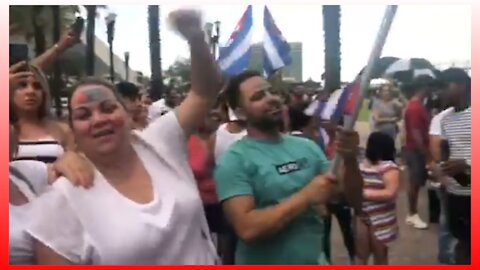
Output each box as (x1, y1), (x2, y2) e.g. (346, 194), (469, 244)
(344, 80), (361, 115)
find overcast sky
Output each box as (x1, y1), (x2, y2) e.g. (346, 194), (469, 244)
(82, 4), (471, 81)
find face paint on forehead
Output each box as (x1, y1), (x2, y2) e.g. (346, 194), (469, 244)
(76, 87), (113, 104)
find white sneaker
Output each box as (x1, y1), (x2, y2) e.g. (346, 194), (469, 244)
(405, 214), (428, 229)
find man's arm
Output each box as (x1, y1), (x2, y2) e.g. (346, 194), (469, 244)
(429, 135), (443, 163)
(215, 151), (333, 244)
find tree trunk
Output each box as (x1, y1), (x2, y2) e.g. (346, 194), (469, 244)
(32, 6), (46, 57)
(322, 5), (341, 93)
(148, 5), (163, 101)
(85, 5), (96, 76)
(51, 6), (63, 118)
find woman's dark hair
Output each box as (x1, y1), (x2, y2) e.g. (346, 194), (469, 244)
(225, 70), (262, 109)
(365, 131), (396, 163)
(9, 64), (51, 124)
(67, 77), (126, 124)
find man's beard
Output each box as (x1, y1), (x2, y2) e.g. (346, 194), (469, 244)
(248, 115), (283, 133)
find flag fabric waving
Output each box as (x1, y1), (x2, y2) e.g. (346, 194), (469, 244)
(315, 74), (362, 123)
(217, 5), (254, 76)
(262, 6), (292, 77)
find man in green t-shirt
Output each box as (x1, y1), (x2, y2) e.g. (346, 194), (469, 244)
(214, 70), (362, 265)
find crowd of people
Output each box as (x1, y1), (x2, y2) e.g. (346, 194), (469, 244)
(8, 8), (470, 265)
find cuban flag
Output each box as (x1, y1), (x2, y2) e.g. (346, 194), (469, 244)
(314, 73), (361, 124)
(262, 6), (292, 77)
(217, 5), (254, 76)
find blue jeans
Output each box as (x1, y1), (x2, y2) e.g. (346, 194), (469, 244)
(436, 188), (456, 264)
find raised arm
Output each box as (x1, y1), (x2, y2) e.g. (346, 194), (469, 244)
(169, 9), (222, 136)
(30, 29), (80, 71)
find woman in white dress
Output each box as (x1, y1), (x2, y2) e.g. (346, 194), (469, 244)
(27, 9), (222, 265)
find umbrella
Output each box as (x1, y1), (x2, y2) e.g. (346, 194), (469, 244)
(383, 58), (439, 80)
(357, 56), (400, 79)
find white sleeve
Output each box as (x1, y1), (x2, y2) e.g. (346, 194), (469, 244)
(139, 111), (188, 162)
(429, 113), (443, 136)
(9, 160), (49, 195)
(26, 189), (89, 264)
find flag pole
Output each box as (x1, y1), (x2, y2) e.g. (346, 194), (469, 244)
(329, 5), (398, 194)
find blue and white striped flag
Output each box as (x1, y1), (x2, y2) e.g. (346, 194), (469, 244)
(262, 6), (292, 77)
(217, 5), (254, 76)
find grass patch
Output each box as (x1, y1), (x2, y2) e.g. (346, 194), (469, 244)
(357, 99), (370, 122)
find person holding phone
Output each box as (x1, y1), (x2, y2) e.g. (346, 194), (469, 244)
(29, 21), (82, 71)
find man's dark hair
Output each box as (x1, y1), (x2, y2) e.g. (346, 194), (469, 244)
(440, 68), (471, 92)
(403, 75), (436, 98)
(225, 70), (263, 109)
(365, 131), (396, 163)
(115, 81), (140, 100)
(288, 107), (311, 132)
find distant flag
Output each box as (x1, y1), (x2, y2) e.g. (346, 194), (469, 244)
(316, 73), (362, 123)
(262, 6), (292, 77)
(217, 5), (254, 76)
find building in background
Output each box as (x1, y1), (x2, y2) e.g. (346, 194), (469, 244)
(9, 31), (141, 85)
(248, 42), (303, 82)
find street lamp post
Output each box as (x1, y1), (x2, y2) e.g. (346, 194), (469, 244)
(124, 52), (130, 81)
(105, 12), (117, 83)
(204, 21), (220, 59)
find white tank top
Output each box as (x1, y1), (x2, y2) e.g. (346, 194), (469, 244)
(214, 123), (247, 162)
(15, 137), (64, 164)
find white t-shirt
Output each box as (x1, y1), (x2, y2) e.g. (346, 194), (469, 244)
(429, 107), (454, 136)
(440, 107), (471, 196)
(26, 112), (218, 265)
(9, 160), (49, 265)
(148, 99), (173, 122)
(214, 123), (246, 162)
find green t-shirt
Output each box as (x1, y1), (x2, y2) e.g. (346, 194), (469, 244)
(214, 135), (330, 264)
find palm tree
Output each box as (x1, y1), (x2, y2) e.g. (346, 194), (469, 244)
(51, 5), (62, 117)
(85, 5), (97, 76)
(83, 5), (107, 76)
(322, 5), (341, 93)
(148, 5), (163, 101)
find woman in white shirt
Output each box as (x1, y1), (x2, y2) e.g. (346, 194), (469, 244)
(27, 9), (222, 265)
(9, 124), (93, 265)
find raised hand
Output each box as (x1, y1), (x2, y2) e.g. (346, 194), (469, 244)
(57, 29), (81, 51)
(168, 9), (204, 41)
(9, 61), (33, 90)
